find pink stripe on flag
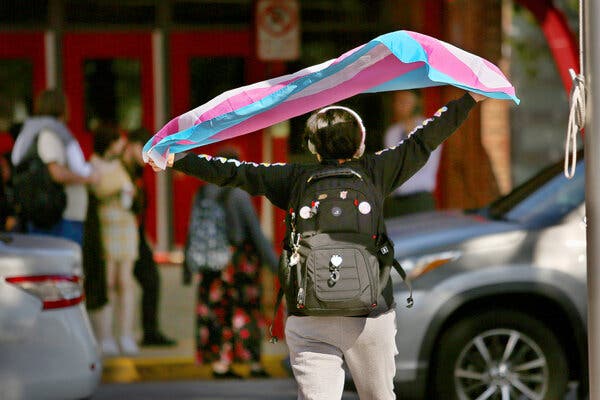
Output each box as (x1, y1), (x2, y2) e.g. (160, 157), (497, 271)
(193, 76), (301, 124)
(152, 118), (180, 145)
(191, 44), (368, 126)
(208, 55), (422, 142)
(407, 31), (515, 94)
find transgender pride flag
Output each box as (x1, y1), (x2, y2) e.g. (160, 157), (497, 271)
(144, 30), (519, 168)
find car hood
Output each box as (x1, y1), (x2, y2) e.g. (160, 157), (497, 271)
(386, 209), (518, 258)
(0, 233), (82, 277)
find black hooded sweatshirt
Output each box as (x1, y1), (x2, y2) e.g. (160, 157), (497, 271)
(173, 93), (477, 315)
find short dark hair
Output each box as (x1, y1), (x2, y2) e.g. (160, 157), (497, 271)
(34, 89), (66, 118)
(93, 124), (121, 156)
(304, 107), (362, 160)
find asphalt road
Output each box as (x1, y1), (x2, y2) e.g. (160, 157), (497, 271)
(91, 379), (587, 400)
(91, 378), (360, 400)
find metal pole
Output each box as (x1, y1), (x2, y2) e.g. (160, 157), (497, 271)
(584, 0), (600, 398)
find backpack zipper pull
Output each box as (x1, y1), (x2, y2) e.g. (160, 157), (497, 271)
(296, 287), (305, 308)
(289, 251), (300, 266)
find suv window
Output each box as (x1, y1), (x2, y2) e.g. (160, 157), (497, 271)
(488, 155), (584, 227)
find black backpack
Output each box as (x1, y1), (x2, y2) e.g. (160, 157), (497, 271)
(12, 135), (66, 229)
(275, 166), (412, 322)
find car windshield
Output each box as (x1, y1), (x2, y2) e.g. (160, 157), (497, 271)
(487, 154), (585, 226)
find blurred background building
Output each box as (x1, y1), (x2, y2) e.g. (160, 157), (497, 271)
(0, 0), (579, 255)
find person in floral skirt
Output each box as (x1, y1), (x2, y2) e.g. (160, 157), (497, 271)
(184, 148), (279, 379)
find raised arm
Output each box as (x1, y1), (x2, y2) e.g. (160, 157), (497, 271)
(365, 92), (483, 196)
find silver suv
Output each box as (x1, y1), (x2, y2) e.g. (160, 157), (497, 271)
(388, 155), (587, 400)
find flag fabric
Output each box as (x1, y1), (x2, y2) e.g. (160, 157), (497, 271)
(144, 30), (519, 168)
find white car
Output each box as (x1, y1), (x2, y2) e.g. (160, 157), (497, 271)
(0, 233), (101, 400)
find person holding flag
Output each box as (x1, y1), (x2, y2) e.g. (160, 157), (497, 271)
(148, 90), (487, 399)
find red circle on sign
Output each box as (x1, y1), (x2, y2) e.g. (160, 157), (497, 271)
(258, 3), (297, 37)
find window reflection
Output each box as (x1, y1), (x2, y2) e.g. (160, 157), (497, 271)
(190, 57), (245, 107)
(84, 59), (141, 131)
(0, 60), (33, 135)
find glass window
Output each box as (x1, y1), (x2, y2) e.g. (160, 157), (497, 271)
(0, 60), (33, 134)
(84, 59), (141, 131)
(489, 157), (585, 227)
(189, 57), (245, 107)
(505, 161), (584, 227)
(64, 1), (155, 25)
(0, 0), (48, 24)
(509, 2), (580, 186)
(301, 0), (392, 31)
(173, 1), (251, 26)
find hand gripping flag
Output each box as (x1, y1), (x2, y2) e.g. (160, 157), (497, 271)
(144, 30), (519, 168)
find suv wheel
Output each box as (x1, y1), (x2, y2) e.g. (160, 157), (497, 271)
(432, 309), (568, 400)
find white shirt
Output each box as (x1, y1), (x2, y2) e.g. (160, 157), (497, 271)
(37, 129), (89, 222)
(384, 120), (442, 197)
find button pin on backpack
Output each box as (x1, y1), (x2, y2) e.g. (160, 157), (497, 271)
(330, 254), (343, 267)
(299, 206), (312, 219)
(358, 201), (371, 214)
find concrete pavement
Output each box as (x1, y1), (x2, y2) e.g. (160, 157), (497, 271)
(96, 262), (585, 399)
(93, 379), (360, 400)
(101, 262), (289, 383)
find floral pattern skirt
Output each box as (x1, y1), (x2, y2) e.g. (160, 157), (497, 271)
(194, 246), (263, 365)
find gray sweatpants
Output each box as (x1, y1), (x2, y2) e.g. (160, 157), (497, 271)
(285, 309), (398, 400)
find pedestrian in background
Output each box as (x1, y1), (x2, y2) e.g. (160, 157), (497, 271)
(184, 147), (278, 379)
(383, 90), (442, 217)
(82, 178), (109, 326)
(89, 125), (139, 356)
(150, 91), (486, 399)
(123, 127), (176, 347)
(0, 146), (17, 232)
(11, 89), (98, 244)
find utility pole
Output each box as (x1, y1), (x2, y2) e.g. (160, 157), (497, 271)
(584, 0), (599, 398)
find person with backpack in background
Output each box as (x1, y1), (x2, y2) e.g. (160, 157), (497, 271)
(11, 89), (98, 244)
(150, 91), (487, 399)
(184, 147), (278, 379)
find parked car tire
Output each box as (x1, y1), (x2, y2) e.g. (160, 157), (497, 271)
(431, 309), (568, 400)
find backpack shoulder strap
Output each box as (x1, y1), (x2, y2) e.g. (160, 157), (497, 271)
(20, 134), (42, 165)
(393, 259), (413, 308)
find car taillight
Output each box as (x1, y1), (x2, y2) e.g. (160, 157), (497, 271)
(5, 275), (84, 310)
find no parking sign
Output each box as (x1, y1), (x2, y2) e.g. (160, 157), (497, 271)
(256, 0), (300, 61)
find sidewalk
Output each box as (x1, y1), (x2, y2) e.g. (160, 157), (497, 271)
(101, 262), (289, 383)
